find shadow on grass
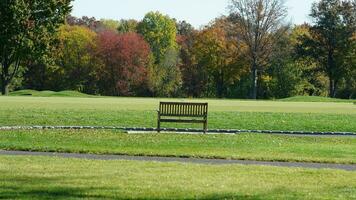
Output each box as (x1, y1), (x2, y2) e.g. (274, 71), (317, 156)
(0, 175), (306, 200)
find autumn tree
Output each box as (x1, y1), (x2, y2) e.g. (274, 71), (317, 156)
(176, 21), (204, 97)
(193, 18), (248, 98)
(228, 0), (288, 99)
(22, 25), (97, 92)
(297, 0), (356, 97)
(94, 31), (152, 96)
(0, 0), (72, 95)
(56, 25), (97, 92)
(66, 16), (109, 33)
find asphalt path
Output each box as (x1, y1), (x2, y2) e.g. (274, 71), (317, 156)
(1, 150), (355, 171)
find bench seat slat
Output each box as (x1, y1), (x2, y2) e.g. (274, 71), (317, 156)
(160, 114), (206, 117)
(160, 119), (207, 123)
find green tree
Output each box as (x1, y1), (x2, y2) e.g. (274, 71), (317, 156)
(263, 24), (331, 99)
(291, 24), (329, 97)
(0, 0), (72, 95)
(338, 32), (356, 99)
(148, 48), (182, 97)
(100, 19), (120, 32)
(137, 11), (178, 64)
(117, 19), (139, 33)
(138, 12), (181, 97)
(298, 0), (356, 97)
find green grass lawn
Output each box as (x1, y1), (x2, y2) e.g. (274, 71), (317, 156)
(8, 90), (93, 97)
(0, 96), (355, 132)
(1, 130), (355, 164)
(279, 95), (355, 103)
(1, 94), (355, 199)
(0, 155), (355, 199)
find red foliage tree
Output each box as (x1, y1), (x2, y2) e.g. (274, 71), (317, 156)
(94, 31), (151, 96)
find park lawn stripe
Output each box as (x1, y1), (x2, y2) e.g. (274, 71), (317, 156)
(0, 130), (355, 164)
(0, 155), (355, 199)
(0, 96), (355, 132)
(0, 109), (355, 133)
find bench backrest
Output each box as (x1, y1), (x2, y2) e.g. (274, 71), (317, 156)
(159, 102), (208, 117)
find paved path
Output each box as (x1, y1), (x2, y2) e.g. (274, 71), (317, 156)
(1, 150), (355, 171)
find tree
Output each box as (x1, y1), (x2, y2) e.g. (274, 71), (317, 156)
(176, 21), (204, 97)
(66, 15), (107, 33)
(56, 25), (97, 92)
(100, 19), (120, 32)
(148, 48), (182, 97)
(137, 12), (178, 64)
(137, 12), (182, 97)
(297, 0), (356, 97)
(338, 32), (356, 99)
(94, 31), (152, 96)
(228, 0), (288, 99)
(22, 25), (97, 93)
(117, 19), (139, 33)
(263, 26), (305, 98)
(176, 20), (195, 36)
(291, 24), (330, 97)
(0, 0), (72, 95)
(193, 18), (248, 98)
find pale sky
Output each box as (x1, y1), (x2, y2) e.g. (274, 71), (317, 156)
(71, 0), (315, 28)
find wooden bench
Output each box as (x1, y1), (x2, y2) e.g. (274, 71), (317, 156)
(157, 102), (208, 133)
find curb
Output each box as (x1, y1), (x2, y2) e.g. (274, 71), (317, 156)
(0, 126), (355, 136)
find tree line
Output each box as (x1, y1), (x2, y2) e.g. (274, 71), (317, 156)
(1, 0), (355, 99)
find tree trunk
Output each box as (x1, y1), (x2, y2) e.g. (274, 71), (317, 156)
(216, 72), (224, 98)
(329, 78), (337, 98)
(251, 64), (258, 99)
(1, 61), (10, 95)
(1, 82), (9, 95)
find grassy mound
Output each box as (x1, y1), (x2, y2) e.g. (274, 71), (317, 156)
(279, 96), (355, 103)
(9, 90), (92, 97)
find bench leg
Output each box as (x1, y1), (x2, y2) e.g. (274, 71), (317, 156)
(157, 116), (161, 133)
(203, 121), (207, 134)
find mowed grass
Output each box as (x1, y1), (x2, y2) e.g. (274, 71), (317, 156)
(0, 155), (355, 200)
(0, 96), (355, 132)
(9, 90), (92, 97)
(1, 130), (355, 164)
(279, 95), (355, 103)
(1, 95), (355, 199)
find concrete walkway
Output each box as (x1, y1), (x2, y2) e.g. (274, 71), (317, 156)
(1, 150), (355, 171)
